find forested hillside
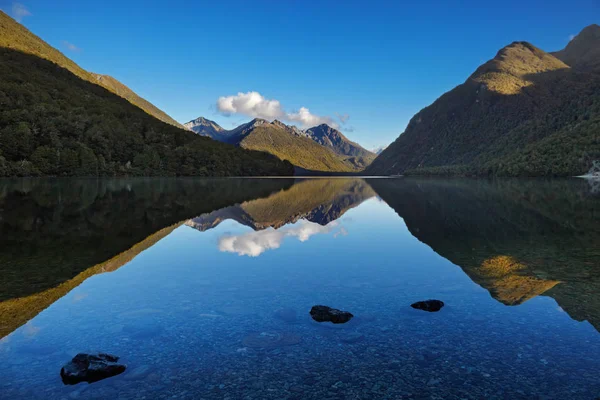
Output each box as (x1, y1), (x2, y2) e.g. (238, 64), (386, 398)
(367, 25), (600, 177)
(0, 13), (293, 177)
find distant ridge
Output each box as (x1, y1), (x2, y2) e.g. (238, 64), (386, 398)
(305, 124), (376, 168)
(186, 117), (375, 172)
(184, 117), (225, 139)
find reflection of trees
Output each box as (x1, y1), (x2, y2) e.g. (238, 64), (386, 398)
(369, 178), (600, 331)
(0, 224), (179, 339)
(0, 177), (293, 302)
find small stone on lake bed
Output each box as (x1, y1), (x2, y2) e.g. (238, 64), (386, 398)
(310, 305), (353, 324)
(411, 300), (444, 312)
(60, 353), (126, 385)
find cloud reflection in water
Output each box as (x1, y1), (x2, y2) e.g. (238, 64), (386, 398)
(218, 220), (342, 257)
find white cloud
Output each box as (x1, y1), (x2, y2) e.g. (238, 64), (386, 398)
(287, 106), (337, 128)
(12, 2), (31, 22)
(568, 34), (575, 42)
(217, 91), (283, 120)
(218, 220), (341, 257)
(23, 322), (41, 337)
(62, 40), (81, 52)
(216, 91), (340, 129)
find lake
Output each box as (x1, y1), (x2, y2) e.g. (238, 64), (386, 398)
(0, 177), (599, 399)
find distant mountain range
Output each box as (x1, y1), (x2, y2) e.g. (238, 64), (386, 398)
(0, 11), (293, 177)
(367, 24), (600, 177)
(184, 117), (375, 172)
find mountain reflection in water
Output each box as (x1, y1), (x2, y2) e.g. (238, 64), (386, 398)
(369, 178), (600, 331)
(186, 179), (375, 256)
(1, 177), (597, 340)
(1, 176), (599, 399)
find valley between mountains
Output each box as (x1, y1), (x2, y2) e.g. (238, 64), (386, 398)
(0, 8), (598, 177)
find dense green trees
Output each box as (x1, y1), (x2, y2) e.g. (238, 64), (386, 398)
(0, 48), (293, 177)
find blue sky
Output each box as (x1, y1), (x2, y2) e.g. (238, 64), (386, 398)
(2, 0), (597, 149)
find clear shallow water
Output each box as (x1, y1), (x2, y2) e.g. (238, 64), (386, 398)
(0, 177), (599, 399)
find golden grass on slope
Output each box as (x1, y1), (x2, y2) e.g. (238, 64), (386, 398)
(477, 255), (560, 306)
(472, 42), (569, 95)
(0, 223), (180, 339)
(240, 125), (357, 172)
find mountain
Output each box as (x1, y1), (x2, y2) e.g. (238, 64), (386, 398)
(225, 118), (271, 143)
(231, 121), (357, 172)
(186, 117), (374, 172)
(0, 12), (293, 177)
(552, 24), (600, 72)
(367, 25), (600, 177)
(185, 117), (358, 172)
(305, 124), (376, 168)
(183, 117), (225, 139)
(0, 12), (182, 128)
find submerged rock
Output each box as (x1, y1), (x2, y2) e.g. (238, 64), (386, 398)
(411, 300), (445, 312)
(61, 353), (126, 385)
(310, 305), (354, 324)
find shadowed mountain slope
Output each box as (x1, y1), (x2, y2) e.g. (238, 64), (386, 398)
(305, 124), (376, 169)
(553, 24), (600, 72)
(367, 25), (600, 177)
(0, 50), (293, 176)
(0, 11), (182, 128)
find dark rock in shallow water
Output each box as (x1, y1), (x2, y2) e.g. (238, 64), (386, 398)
(60, 353), (126, 385)
(310, 305), (353, 324)
(411, 300), (444, 312)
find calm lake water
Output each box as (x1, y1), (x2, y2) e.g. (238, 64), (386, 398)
(0, 177), (599, 399)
